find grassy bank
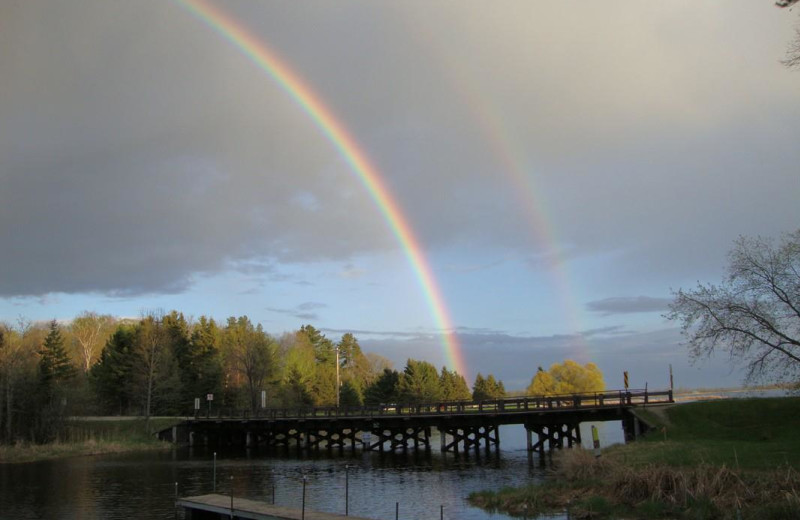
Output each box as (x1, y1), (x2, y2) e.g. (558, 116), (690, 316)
(469, 397), (800, 519)
(0, 417), (180, 464)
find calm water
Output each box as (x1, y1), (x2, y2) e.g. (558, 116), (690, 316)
(0, 422), (626, 520)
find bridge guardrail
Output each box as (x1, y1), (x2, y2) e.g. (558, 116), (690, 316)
(188, 388), (673, 421)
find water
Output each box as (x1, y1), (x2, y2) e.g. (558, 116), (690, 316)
(0, 421), (626, 520)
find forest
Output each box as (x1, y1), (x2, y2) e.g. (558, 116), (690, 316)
(0, 311), (604, 444)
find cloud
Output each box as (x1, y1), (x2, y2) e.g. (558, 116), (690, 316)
(586, 296), (673, 316)
(338, 264), (367, 280)
(0, 0), (797, 309)
(267, 302), (328, 321)
(359, 326), (744, 391)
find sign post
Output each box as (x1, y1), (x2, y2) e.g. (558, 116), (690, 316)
(206, 393), (213, 417)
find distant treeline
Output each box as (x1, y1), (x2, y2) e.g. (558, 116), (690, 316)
(0, 311), (604, 445)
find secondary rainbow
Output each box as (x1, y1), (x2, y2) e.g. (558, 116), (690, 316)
(175, 0), (466, 377)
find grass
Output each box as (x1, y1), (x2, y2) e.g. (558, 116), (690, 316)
(0, 417), (180, 464)
(468, 397), (800, 519)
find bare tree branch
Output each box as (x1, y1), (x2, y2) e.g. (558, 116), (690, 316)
(667, 230), (800, 383)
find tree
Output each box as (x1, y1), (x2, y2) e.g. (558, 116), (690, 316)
(38, 320), (76, 397)
(527, 366), (557, 395)
(91, 324), (138, 415)
(398, 359), (441, 404)
(0, 318), (38, 442)
(472, 372), (506, 401)
(777, 1), (800, 68)
(668, 230), (800, 383)
(526, 361), (605, 395)
(182, 316), (223, 407)
(135, 312), (167, 427)
(222, 316), (277, 412)
(363, 368), (400, 405)
(69, 312), (115, 373)
(440, 367), (471, 401)
(339, 379), (363, 407)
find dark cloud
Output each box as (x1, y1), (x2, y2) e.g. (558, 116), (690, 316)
(587, 296), (673, 316)
(1, 0), (797, 316)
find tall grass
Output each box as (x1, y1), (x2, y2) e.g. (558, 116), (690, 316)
(0, 418), (179, 464)
(469, 397), (800, 519)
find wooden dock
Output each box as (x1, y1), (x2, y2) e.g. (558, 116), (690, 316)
(177, 493), (375, 520)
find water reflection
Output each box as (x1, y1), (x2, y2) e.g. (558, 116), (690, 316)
(0, 422), (625, 520)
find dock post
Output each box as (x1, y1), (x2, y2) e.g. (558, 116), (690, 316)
(345, 464), (350, 516)
(302, 476), (308, 520)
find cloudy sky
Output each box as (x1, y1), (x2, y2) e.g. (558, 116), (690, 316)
(2, 0), (798, 390)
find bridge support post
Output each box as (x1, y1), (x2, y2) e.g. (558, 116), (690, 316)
(525, 422), (581, 462)
(438, 423), (499, 453)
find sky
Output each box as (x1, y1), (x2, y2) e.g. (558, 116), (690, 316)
(2, 0), (799, 391)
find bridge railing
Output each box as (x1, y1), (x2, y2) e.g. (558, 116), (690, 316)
(189, 388), (672, 420)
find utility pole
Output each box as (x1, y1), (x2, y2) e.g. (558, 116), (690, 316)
(335, 345), (340, 408)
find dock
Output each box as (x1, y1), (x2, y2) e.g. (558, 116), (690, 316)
(177, 494), (375, 520)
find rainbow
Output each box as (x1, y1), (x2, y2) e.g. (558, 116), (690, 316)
(404, 18), (590, 360)
(174, 0), (467, 377)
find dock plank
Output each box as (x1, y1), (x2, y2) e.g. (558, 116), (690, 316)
(177, 494), (376, 520)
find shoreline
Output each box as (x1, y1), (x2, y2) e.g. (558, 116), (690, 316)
(0, 417), (180, 465)
(468, 397), (800, 519)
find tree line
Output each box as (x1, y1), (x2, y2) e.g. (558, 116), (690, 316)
(0, 309), (607, 445)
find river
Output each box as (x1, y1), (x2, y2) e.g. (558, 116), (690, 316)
(0, 421), (627, 520)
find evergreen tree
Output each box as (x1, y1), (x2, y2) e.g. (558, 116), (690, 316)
(184, 316), (223, 406)
(91, 324), (138, 414)
(398, 359), (441, 404)
(339, 379), (363, 407)
(440, 367), (471, 401)
(38, 320), (76, 397)
(363, 368), (400, 405)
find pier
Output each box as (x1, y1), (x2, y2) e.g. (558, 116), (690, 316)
(178, 494), (376, 520)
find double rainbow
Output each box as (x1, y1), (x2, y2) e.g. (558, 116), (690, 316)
(175, 0), (466, 377)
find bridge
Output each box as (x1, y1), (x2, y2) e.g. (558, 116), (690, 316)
(159, 389), (672, 460)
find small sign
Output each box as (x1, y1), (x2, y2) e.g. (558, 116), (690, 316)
(207, 393), (214, 401)
(261, 390), (266, 409)
(194, 398), (200, 410)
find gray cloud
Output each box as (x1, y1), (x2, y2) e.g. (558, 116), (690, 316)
(1, 0), (797, 302)
(587, 296), (673, 316)
(360, 327), (743, 391)
(267, 302), (328, 321)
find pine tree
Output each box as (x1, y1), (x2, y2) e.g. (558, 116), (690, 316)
(39, 320), (76, 397)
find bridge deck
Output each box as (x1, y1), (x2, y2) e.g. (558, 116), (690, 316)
(186, 389), (672, 422)
(178, 494), (374, 520)
(161, 390), (672, 455)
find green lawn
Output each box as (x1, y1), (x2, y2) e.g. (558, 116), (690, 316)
(469, 397), (800, 519)
(618, 397), (800, 470)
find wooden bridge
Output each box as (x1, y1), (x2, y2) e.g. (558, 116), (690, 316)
(159, 389), (672, 460)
